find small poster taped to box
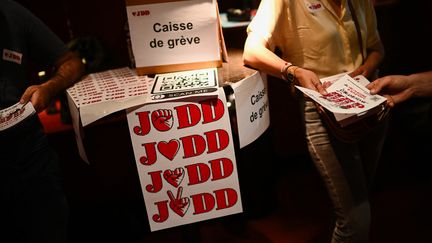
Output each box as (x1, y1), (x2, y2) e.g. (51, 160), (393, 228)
(149, 68), (219, 101)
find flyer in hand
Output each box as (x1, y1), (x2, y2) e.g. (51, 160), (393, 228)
(0, 102), (36, 131)
(296, 74), (387, 127)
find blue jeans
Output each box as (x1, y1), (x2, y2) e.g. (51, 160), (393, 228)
(303, 100), (387, 243)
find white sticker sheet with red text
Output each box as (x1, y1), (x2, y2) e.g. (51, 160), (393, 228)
(126, 88), (242, 231)
(66, 67), (154, 126)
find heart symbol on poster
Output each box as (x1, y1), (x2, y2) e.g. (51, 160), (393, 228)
(157, 139), (180, 161)
(168, 187), (190, 217)
(163, 168), (185, 188)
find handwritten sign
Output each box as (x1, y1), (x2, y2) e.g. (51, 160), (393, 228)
(126, 0), (222, 75)
(126, 88), (242, 231)
(230, 71), (270, 148)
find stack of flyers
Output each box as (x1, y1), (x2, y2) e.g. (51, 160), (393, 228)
(296, 74), (387, 127)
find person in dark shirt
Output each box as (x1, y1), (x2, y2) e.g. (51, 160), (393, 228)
(0, 1), (84, 242)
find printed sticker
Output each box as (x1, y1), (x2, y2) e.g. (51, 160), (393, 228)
(3, 49), (23, 64)
(304, 0), (325, 13)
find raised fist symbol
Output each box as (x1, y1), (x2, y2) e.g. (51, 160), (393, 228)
(151, 109), (174, 131)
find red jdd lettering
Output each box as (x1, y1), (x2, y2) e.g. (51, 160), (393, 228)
(175, 98), (224, 129)
(180, 129), (229, 159)
(185, 158), (234, 185)
(191, 188), (238, 215)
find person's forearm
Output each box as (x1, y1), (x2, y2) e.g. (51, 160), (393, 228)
(41, 51), (84, 96)
(365, 50), (384, 72)
(243, 34), (287, 79)
(243, 34), (326, 94)
(407, 71), (432, 98)
(364, 41), (385, 77)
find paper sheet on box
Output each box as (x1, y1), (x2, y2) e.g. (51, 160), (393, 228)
(67, 67), (153, 126)
(66, 67), (222, 163)
(126, 88), (242, 231)
(148, 68), (219, 103)
(230, 71), (270, 148)
(126, 0), (221, 69)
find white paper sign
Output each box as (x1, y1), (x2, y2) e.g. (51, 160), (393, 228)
(126, 88), (242, 231)
(230, 71), (270, 148)
(126, 0), (220, 70)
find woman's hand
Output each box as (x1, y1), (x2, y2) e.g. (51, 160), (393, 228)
(295, 68), (328, 95)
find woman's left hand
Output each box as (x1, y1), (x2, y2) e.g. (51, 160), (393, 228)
(295, 68), (328, 95)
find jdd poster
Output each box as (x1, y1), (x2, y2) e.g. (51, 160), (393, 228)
(126, 88), (242, 231)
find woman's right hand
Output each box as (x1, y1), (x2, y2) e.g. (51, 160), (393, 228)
(295, 68), (328, 95)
